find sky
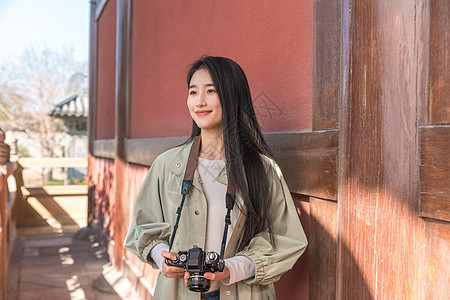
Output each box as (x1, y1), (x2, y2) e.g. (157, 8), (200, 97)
(0, 0), (90, 62)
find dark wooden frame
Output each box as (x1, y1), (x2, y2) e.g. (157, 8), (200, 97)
(93, 131), (339, 201)
(112, 0), (131, 267)
(418, 0), (450, 223)
(87, 0), (98, 227)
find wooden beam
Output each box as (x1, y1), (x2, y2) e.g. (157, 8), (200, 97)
(0, 174), (7, 299)
(94, 131), (338, 199)
(274, 147), (337, 200)
(312, 0), (341, 130)
(21, 186), (88, 197)
(427, 0), (450, 125)
(122, 131), (339, 199)
(88, 0), (99, 229)
(115, 0), (129, 157)
(18, 158), (87, 169)
(125, 136), (188, 166)
(12, 165), (25, 227)
(337, 0), (426, 298)
(94, 130), (339, 200)
(267, 131), (338, 200)
(88, 0), (98, 153)
(113, 0), (130, 268)
(419, 125), (450, 222)
(265, 130), (338, 150)
(0, 162), (17, 299)
(93, 139), (115, 159)
(94, 132), (338, 160)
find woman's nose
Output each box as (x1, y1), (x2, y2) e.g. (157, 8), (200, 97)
(196, 92), (207, 106)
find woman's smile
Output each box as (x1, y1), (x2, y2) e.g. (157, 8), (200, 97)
(195, 110), (212, 116)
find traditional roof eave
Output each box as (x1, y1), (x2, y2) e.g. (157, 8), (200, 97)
(50, 89), (89, 118)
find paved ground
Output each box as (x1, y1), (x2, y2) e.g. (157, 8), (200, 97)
(7, 225), (129, 300)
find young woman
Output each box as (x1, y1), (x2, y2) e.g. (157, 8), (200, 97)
(124, 56), (307, 299)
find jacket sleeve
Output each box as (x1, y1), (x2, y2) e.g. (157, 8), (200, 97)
(123, 156), (172, 268)
(236, 159), (308, 285)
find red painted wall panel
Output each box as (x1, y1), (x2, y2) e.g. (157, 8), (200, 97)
(92, 157), (115, 238)
(123, 163), (160, 296)
(129, 0), (313, 138)
(96, 0), (116, 140)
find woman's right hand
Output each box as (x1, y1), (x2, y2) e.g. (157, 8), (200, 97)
(161, 251), (186, 279)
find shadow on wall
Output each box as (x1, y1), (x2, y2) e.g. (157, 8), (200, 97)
(274, 195), (310, 299)
(275, 195), (373, 300)
(92, 158), (115, 241)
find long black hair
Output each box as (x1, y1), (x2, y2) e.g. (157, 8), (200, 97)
(184, 56), (275, 251)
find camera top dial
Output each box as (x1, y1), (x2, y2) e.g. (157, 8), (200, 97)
(206, 252), (218, 263)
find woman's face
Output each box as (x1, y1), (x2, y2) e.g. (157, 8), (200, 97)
(187, 68), (223, 133)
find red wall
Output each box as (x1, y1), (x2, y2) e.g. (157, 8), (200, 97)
(92, 157), (115, 238)
(129, 0), (313, 138)
(123, 163), (160, 296)
(96, 0), (116, 140)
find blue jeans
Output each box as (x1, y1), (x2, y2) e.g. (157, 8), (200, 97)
(201, 290), (220, 300)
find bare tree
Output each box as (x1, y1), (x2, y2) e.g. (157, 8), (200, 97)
(0, 46), (87, 158)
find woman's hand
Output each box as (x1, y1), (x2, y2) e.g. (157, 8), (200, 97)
(161, 251), (186, 279)
(184, 266), (230, 287)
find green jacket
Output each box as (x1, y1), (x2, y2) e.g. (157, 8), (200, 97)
(124, 137), (308, 299)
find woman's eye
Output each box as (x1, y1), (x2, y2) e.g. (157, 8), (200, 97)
(207, 89), (216, 94)
(189, 90), (197, 95)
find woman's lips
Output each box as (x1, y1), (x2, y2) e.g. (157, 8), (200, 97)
(195, 111), (212, 116)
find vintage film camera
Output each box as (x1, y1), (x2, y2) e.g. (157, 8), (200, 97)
(165, 246), (225, 292)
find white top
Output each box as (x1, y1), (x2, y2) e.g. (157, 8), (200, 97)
(198, 157), (228, 256)
(151, 157), (255, 292)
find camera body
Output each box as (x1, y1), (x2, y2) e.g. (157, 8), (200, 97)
(165, 246), (224, 292)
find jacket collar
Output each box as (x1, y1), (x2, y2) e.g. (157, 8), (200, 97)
(167, 137), (195, 177)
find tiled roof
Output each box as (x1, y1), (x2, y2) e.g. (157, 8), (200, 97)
(50, 88), (88, 118)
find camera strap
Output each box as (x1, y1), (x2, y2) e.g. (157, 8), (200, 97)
(168, 135), (236, 262)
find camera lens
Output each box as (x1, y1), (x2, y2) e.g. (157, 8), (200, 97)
(188, 274), (210, 293)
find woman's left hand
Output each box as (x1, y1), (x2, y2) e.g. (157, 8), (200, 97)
(184, 266), (230, 287)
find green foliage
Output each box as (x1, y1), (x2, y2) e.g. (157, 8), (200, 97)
(44, 177), (87, 186)
(44, 179), (65, 186)
(17, 145), (31, 157)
